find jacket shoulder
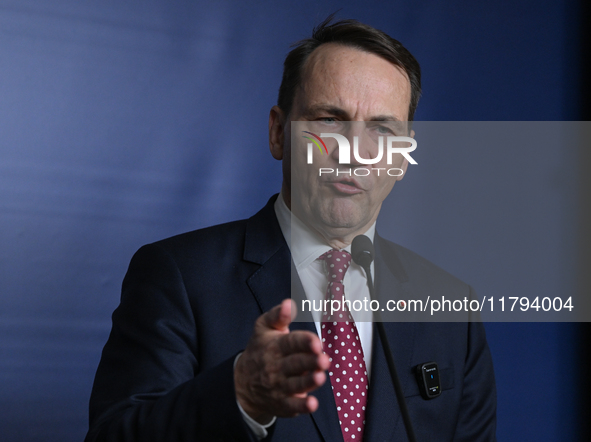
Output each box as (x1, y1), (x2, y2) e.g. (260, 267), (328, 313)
(151, 218), (249, 256)
(377, 236), (472, 294)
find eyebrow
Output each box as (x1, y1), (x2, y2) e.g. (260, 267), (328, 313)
(304, 104), (404, 122)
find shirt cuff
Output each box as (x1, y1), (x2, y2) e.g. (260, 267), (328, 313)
(234, 353), (277, 439)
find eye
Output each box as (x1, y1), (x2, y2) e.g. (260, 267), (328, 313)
(376, 125), (394, 134)
(319, 117), (337, 124)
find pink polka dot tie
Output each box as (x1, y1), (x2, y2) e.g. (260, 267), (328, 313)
(320, 249), (368, 442)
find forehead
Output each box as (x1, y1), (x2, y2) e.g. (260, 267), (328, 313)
(295, 43), (411, 121)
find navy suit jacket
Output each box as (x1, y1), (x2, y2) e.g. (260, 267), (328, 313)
(86, 195), (496, 441)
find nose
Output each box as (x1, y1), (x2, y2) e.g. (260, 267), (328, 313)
(326, 130), (366, 167)
(340, 123), (380, 166)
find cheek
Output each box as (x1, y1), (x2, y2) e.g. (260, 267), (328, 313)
(282, 154), (292, 183)
(291, 166), (319, 196)
(390, 154), (407, 169)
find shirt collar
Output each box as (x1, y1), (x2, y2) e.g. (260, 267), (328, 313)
(274, 192), (376, 272)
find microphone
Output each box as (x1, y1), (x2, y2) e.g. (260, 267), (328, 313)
(351, 234), (374, 269)
(352, 235), (417, 442)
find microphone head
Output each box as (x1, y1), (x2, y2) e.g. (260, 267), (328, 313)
(351, 235), (374, 269)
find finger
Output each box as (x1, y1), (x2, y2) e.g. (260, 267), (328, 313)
(306, 394), (319, 413)
(282, 370), (327, 396)
(278, 394), (319, 417)
(259, 299), (293, 332)
(278, 330), (322, 356)
(282, 353), (330, 377)
(288, 299), (298, 321)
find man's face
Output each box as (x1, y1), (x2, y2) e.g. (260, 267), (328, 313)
(271, 43), (412, 246)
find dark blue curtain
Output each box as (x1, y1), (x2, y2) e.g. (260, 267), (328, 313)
(0, 1), (582, 440)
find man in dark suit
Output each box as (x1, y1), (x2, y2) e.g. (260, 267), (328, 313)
(86, 18), (496, 442)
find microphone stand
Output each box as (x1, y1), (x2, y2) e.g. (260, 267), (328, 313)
(357, 251), (418, 442)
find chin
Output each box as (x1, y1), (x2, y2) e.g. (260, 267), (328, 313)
(320, 210), (367, 231)
(325, 200), (367, 223)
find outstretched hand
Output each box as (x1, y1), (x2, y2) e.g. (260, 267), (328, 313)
(234, 299), (330, 424)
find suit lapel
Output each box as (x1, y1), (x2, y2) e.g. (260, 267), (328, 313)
(243, 196), (291, 313)
(363, 234), (417, 441)
(243, 196), (342, 441)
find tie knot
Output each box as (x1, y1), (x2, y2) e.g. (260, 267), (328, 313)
(320, 249), (352, 283)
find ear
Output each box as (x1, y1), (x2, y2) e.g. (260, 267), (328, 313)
(397, 128), (415, 181)
(269, 105), (286, 160)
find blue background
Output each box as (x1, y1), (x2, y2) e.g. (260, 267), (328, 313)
(0, 1), (584, 440)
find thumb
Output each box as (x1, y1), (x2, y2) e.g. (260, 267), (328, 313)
(259, 299), (295, 332)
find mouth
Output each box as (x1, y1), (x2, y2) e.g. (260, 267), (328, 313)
(325, 177), (364, 195)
